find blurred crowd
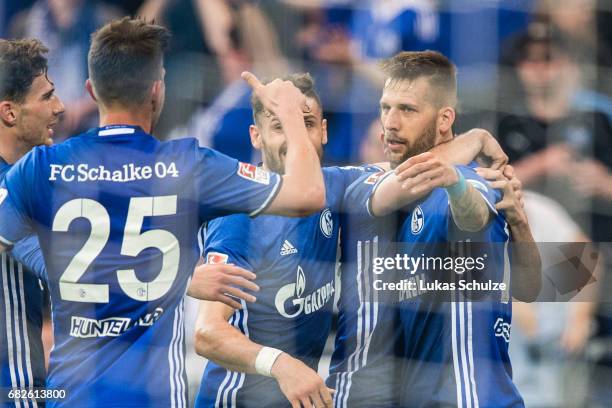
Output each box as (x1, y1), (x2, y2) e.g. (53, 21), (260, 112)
(3, 0), (612, 406)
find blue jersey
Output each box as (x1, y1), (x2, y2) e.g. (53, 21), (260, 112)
(328, 171), (403, 408)
(0, 157), (47, 408)
(0, 125), (282, 408)
(196, 166), (376, 408)
(394, 165), (521, 408)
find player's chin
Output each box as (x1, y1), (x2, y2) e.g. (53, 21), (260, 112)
(384, 149), (405, 165)
(41, 135), (54, 146)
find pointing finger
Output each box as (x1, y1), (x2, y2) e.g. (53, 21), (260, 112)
(241, 71), (263, 92)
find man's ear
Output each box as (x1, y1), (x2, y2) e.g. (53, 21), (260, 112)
(0, 101), (17, 126)
(437, 107), (455, 134)
(151, 80), (162, 114)
(321, 118), (328, 146)
(249, 124), (262, 150)
(85, 79), (97, 102)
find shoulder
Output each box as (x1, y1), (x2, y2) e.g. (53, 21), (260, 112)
(158, 137), (201, 154)
(207, 213), (252, 235)
(205, 214), (254, 252)
(9, 145), (47, 173)
(162, 138), (239, 168)
(345, 170), (385, 193)
(340, 170), (388, 214)
(31, 130), (93, 160)
(328, 164), (384, 176)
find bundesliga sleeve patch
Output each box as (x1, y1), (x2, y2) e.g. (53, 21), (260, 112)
(364, 171), (385, 185)
(237, 162), (271, 185)
(0, 188), (7, 205)
(207, 252), (229, 264)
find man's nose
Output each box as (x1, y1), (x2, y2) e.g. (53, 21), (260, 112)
(383, 108), (400, 131)
(54, 97), (66, 115)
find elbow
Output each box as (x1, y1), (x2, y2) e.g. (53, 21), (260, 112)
(307, 185), (326, 213)
(512, 270), (542, 303)
(294, 185), (326, 217)
(524, 275), (543, 303)
(194, 326), (217, 359)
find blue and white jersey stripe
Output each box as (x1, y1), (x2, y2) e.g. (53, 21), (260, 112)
(1, 253), (40, 408)
(329, 171), (402, 408)
(335, 239), (380, 408)
(1, 154), (46, 408)
(397, 164), (522, 408)
(451, 299), (480, 408)
(213, 302), (249, 408)
(168, 298), (187, 408)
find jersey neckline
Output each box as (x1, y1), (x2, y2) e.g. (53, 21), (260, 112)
(86, 124), (148, 138)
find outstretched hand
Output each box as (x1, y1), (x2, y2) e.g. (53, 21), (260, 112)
(187, 262), (260, 309)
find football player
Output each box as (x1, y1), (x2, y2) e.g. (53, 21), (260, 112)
(0, 38), (64, 408)
(0, 17), (327, 408)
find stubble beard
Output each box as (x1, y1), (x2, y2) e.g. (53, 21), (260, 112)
(262, 141), (323, 175)
(263, 145), (286, 175)
(387, 121), (438, 169)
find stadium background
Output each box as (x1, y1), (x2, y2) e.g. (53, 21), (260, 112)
(2, 0), (612, 406)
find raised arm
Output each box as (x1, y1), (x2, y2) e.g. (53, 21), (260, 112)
(241, 72), (325, 217)
(370, 153), (491, 232)
(194, 301), (333, 408)
(431, 128), (508, 169)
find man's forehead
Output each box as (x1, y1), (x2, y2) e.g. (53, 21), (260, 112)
(28, 73), (54, 94)
(304, 96), (323, 119)
(380, 77), (431, 103)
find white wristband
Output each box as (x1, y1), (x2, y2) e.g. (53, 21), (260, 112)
(255, 347), (283, 377)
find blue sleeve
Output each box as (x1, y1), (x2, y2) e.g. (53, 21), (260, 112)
(324, 165), (380, 213)
(194, 147), (282, 220)
(337, 164), (384, 188)
(203, 215), (254, 271)
(9, 235), (46, 279)
(343, 171), (389, 218)
(0, 152), (36, 245)
(457, 165), (501, 216)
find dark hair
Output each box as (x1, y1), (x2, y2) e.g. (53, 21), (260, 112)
(379, 50), (457, 107)
(88, 17), (170, 107)
(251, 73), (322, 123)
(504, 20), (574, 66)
(0, 39), (49, 103)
